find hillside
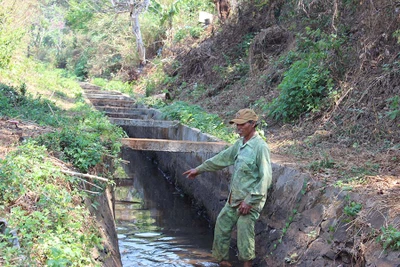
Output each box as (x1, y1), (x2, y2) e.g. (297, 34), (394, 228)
(146, 0), (399, 188)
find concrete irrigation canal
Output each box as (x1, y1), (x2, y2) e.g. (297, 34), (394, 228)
(81, 82), (400, 267)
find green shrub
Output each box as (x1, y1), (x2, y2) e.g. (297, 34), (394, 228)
(174, 26), (204, 42)
(343, 201), (362, 217)
(386, 95), (400, 120)
(268, 56), (333, 122)
(377, 225), (400, 250)
(237, 33), (257, 57)
(160, 101), (237, 143)
(74, 54), (88, 80)
(267, 28), (343, 122)
(37, 103), (125, 172)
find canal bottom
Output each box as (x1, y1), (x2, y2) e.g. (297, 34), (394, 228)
(116, 149), (241, 267)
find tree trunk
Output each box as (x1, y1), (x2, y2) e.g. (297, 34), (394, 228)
(130, 10), (146, 65)
(129, 0), (149, 66)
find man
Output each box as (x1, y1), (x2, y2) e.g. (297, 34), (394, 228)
(183, 109), (272, 267)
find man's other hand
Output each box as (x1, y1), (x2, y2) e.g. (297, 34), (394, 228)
(238, 201), (252, 215)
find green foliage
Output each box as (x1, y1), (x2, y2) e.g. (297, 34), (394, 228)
(308, 155), (335, 172)
(0, 141), (102, 266)
(160, 101), (237, 143)
(343, 201), (362, 217)
(0, 54), (124, 266)
(0, 5), (24, 69)
(394, 30), (400, 44)
(267, 28), (343, 122)
(174, 26), (204, 42)
(139, 62), (176, 97)
(74, 53), (89, 80)
(237, 33), (257, 57)
(65, 0), (94, 31)
(92, 77), (108, 87)
(91, 78), (134, 95)
(377, 225), (400, 250)
(268, 56), (333, 121)
(37, 103), (125, 172)
(386, 95), (400, 120)
(0, 83), (64, 127)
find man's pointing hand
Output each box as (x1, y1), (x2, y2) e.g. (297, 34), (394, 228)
(183, 168), (199, 179)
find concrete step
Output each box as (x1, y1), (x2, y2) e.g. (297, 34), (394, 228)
(84, 93), (132, 101)
(103, 113), (148, 119)
(88, 99), (136, 107)
(109, 118), (177, 128)
(79, 82), (101, 90)
(83, 89), (122, 95)
(121, 138), (228, 153)
(94, 107), (157, 116)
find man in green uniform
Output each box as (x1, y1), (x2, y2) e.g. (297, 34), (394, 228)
(183, 109), (272, 267)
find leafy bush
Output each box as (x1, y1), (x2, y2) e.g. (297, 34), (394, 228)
(343, 201), (362, 217)
(65, 0), (94, 31)
(269, 56), (334, 122)
(0, 80), (125, 172)
(37, 103), (125, 172)
(160, 101), (237, 143)
(74, 54), (89, 80)
(267, 28), (343, 122)
(237, 32), (257, 57)
(377, 225), (400, 250)
(386, 95), (400, 120)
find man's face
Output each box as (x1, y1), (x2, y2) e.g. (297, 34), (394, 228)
(236, 121), (254, 138)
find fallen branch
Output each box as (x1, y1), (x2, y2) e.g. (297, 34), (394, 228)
(115, 200), (141, 204)
(82, 189), (102, 195)
(75, 176), (103, 190)
(61, 170), (109, 182)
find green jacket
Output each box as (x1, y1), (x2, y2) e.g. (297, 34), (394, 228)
(196, 133), (272, 212)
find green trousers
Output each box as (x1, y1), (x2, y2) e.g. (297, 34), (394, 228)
(212, 203), (260, 262)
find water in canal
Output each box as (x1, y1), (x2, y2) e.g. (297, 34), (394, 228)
(115, 149), (234, 267)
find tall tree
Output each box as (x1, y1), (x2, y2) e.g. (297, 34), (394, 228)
(109, 0), (150, 65)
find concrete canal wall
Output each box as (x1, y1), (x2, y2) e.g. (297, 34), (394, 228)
(120, 108), (232, 223)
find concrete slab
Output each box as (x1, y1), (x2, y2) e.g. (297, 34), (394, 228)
(83, 90), (122, 95)
(121, 138), (229, 153)
(95, 107), (158, 116)
(84, 94), (132, 100)
(103, 113), (145, 119)
(88, 99), (136, 107)
(109, 118), (178, 128)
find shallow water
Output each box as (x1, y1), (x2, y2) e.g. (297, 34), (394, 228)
(116, 150), (222, 267)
